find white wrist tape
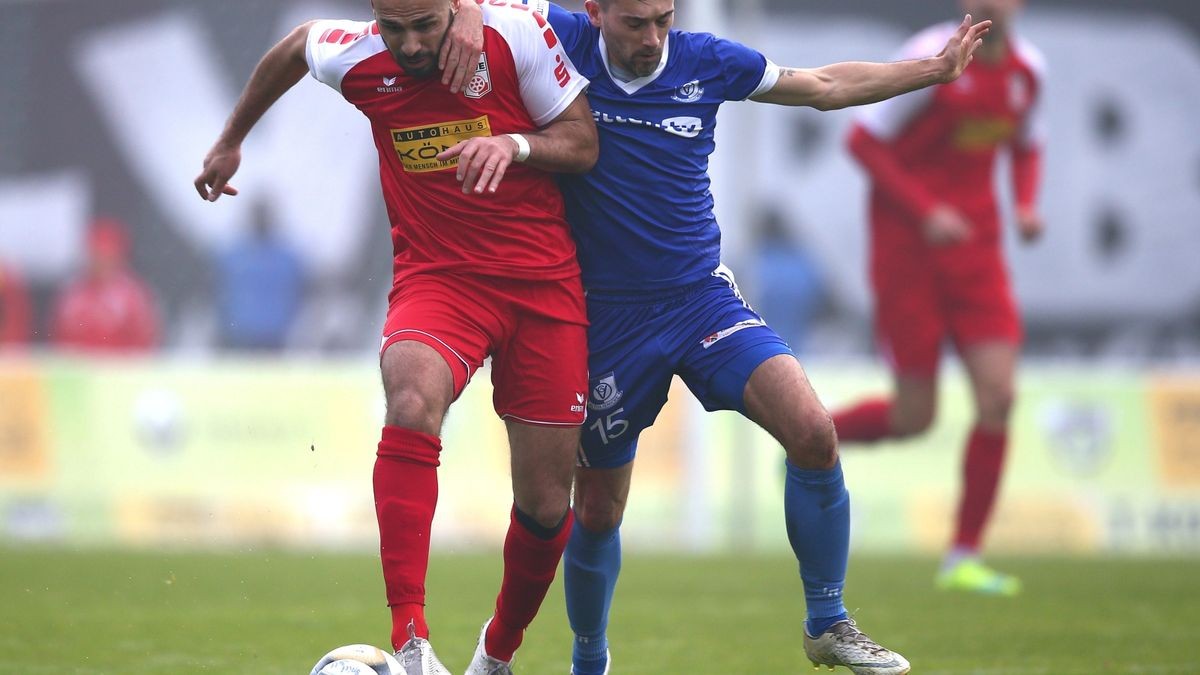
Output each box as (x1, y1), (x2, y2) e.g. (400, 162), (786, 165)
(506, 133), (531, 163)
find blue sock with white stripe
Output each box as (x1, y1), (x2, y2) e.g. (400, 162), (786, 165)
(564, 513), (620, 674)
(784, 460), (850, 636)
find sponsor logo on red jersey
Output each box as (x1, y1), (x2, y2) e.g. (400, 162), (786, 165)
(377, 75), (404, 93)
(553, 54), (571, 88)
(391, 116), (492, 173)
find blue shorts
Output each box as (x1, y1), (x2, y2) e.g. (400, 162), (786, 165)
(580, 266), (793, 468)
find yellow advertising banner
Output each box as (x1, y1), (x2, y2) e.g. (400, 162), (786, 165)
(0, 359), (1197, 555)
(0, 365), (51, 485)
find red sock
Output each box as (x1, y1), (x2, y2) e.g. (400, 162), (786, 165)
(831, 398), (893, 443)
(485, 506), (574, 662)
(953, 425), (1008, 551)
(375, 425), (442, 650)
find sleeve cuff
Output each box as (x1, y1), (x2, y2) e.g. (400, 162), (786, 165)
(747, 59), (781, 99)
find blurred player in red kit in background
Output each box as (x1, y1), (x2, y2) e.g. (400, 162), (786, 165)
(0, 259), (32, 349)
(52, 218), (161, 354)
(830, 0), (1045, 595)
(194, 1), (597, 673)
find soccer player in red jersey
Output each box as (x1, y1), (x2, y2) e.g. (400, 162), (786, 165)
(831, 0), (1045, 596)
(194, 2), (597, 673)
(0, 260), (31, 349)
(52, 218), (161, 354)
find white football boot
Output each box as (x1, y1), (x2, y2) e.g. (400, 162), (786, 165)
(464, 618), (514, 675)
(393, 622), (452, 675)
(803, 619), (910, 675)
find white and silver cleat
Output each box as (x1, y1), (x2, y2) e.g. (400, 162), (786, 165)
(803, 619), (910, 675)
(394, 622), (452, 675)
(464, 618), (514, 675)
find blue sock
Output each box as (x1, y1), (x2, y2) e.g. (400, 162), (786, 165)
(784, 460), (850, 636)
(564, 513), (620, 674)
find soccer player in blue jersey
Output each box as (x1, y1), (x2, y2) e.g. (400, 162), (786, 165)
(453, 2), (990, 673)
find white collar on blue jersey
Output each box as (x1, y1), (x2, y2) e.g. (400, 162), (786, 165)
(598, 32), (671, 95)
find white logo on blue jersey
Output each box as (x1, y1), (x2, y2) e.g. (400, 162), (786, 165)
(699, 318), (766, 350)
(594, 111), (703, 139)
(671, 79), (704, 103)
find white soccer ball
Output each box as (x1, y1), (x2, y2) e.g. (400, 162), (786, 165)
(310, 644), (400, 675)
(317, 660), (383, 675)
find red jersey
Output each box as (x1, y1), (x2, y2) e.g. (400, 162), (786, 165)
(0, 264), (31, 347)
(852, 23), (1046, 247)
(304, 3), (588, 284)
(52, 271), (160, 353)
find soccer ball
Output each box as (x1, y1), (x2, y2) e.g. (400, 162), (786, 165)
(310, 644), (400, 675)
(317, 661), (383, 675)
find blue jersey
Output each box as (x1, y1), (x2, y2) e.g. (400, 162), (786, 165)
(530, 3), (778, 291)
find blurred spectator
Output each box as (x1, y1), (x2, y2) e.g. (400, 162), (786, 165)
(215, 202), (305, 352)
(52, 218), (160, 354)
(749, 209), (826, 353)
(0, 259), (32, 349)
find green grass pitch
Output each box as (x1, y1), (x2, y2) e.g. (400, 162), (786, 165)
(3, 547), (1197, 673)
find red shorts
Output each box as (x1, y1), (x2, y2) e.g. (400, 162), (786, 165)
(381, 272), (588, 426)
(871, 243), (1021, 376)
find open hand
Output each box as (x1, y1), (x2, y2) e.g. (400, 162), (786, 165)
(922, 204), (973, 246)
(937, 15), (992, 83)
(1016, 207), (1045, 244)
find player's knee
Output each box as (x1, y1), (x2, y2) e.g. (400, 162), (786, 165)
(384, 386), (442, 435)
(891, 405), (936, 438)
(524, 499), (572, 530)
(574, 492), (625, 533)
(977, 386), (1014, 427)
(784, 412), (838, 469)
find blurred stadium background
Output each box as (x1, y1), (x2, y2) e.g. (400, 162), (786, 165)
(2, 0), (1199, 672)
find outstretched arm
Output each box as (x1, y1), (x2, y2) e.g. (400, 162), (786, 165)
(751, 15), (990, 110)
(438, 92), (598, 195)
(194, 22), (313, 201)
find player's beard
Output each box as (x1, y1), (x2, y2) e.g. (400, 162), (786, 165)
(397, 50), (438, 78)
(630, 49), (661, 77)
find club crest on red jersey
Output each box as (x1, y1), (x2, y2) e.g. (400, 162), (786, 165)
(464, 53), (493, 99)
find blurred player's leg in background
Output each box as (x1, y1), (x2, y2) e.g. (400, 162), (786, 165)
(938, 340), (1021, 596)
(833, 374), (938, 442)
(564, 464), (632, 675)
